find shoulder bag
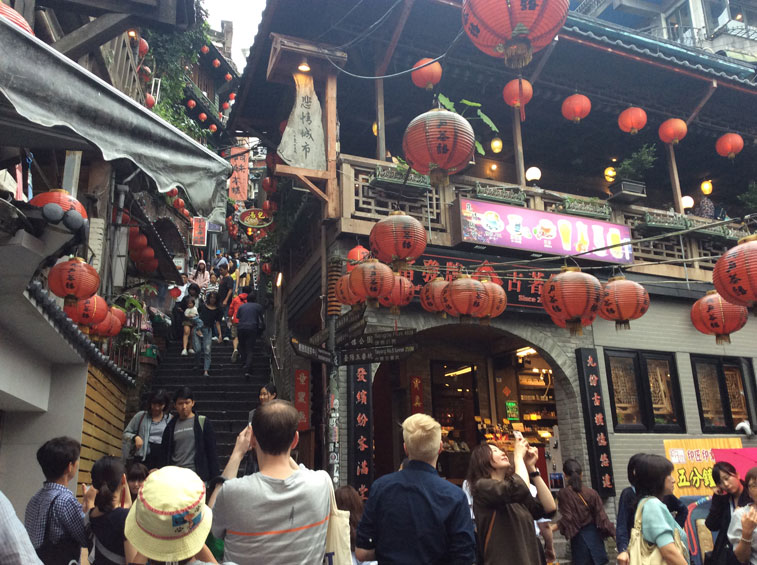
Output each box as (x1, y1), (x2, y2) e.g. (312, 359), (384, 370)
(323, 476), (351, 565)
(35, 493), (83, 565)
(629, 497), (689, 565)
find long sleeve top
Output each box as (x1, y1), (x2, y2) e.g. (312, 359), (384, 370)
(616, 486), (635, 553)
(556, 486), (615, 541)
(189, 270), (210, 289)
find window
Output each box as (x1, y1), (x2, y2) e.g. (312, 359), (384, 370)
(692, 357), (752, 433)
(605, 349), (685, 433)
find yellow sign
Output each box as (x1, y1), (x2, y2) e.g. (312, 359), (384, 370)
(664, 438), (743, 496)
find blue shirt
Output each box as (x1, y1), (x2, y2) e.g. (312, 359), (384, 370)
(24, 483), (89, 550)
(356, 460), (476, 564)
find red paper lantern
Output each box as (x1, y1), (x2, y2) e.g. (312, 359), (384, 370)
(478, 280), (507, 319)
(618, 107), (647, 134)
(200, 45), (210, 54)
(173, 198), (185, 209)
(262, 177), (277, 194)
(229, 92), (236, 101)
(411, 58), (443, 90)
(91, 312), (120, 338)
(262, 200), (278, 213)
(561, 94), (591, 123)
(713, 235), (757, 315)
(138, 65), (151, 82)
(145, 93), (156, 109)
(462, 0), (569, 68)
(347, 245), (370, 272)
(137, 258), (159, 273)
(379, 274), (415, 314)
(212, 58), (221, 68)
(110, 307), (127, 326)
(261, 263), (272, 276)
(169, 286), (182, 299)
(65, 295), (108, 326)
(129, 233), (147, 251)
(349, 259), (395, 305)
(135, 246), (155, 263)
(336, 274), (364, 307)
(691, 290), (748, 344)
(658, 118), (687, 145)
(187, 99), (197, 109)
(442, 275), (489, 317)
(167, 187), (179, 197)
(598, 276), (650, 330)
(225, 73), (233, 82)
(30, 189), (88, 219)
(369, 211), (427, 268)
(716, 133), (744, 159)
(222, 102), (230, 110)
(402, 109), (475, 188)
(420, 278), (448, 314)
(209, 124), (218, 133)
(182, 209), (191, 218)
(502, 78), (533, 108)
(48, 258), (100, 306)
(198, 113), (207, 122)
(541, 267), (602, 335)
(107, 314), (123, 337)
(138, 38), (150, 58)
(0, 4), (34, 34)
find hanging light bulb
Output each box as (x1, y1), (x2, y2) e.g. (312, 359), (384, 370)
(297, 58), (310, 72)
(372, 121), (378, 136)
(701, 180), (713, 195)
(525, 166), (542, 182)
(604, 167), (617, 182)
(490, 137), (503, 154)
(682, 195), (695, 209)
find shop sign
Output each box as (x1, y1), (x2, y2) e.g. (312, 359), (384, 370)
(334, 319), (368, 347)
(339, 344), (416, 365)
(576, 347), (615, 497)
(290, 338), (333, 364)
(238, 208), (273, 228)
(506, 400), (520, 420)
(664, 438), (742, 496)
(453, 197), (633, 264)
(229, 146), (249, 201)
(348, 364), (373, 499)
(207, 221), (223, 233)
(342, 329), (416, 350)
(410, 376), (424, 414)
(191, 217), (207, 247)
(294, 369), (310, 431)
(172, 257), (186, 273)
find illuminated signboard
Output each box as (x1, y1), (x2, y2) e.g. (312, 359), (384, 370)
(238, 208), (273, 228)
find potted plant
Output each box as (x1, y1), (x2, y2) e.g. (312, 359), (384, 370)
(559, 196), (612, 219)
(609, 144), (656, 203)
(368, 157), (431, 197)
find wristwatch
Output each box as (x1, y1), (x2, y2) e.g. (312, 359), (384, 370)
(529, 470), (541, 479)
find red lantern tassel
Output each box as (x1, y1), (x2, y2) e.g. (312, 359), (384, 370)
(566, 319), (583, 336)
(716, 333), (731, 345)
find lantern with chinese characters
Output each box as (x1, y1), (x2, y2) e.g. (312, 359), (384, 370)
(64, 295), (109, 327)
(347, 245), (370, 272)
(716, 133), (744, 159)
(658, 118), (687, 144)
(0, 4), (34, 34)
(561, 94), (591, 123)
(91, 311), (122, 338)
(541, 267), (602, 335)
(47, 257), (100, 306)
(713, 235), (757, 315)
(598, 276), (650, 330)
(30, 189), (88, 219)
(442, 275), (489, 317)
(369, 211), (427, 269)
(691, 290), (748, 344)
(477, 279), (507, 321)
(462, 0), (569, 68)
(411, 58), (442, 90)
(402, 109), (475, 188)
(110, 307), (127, 327)
(378, 274), (415, 314)
(503, 78), (533, 108)
(336, 274), (364, 308)
(420, 277), (448, 315)
(618, 107), (647, 134)
(262, 177), (277, 194)
(187, 99), (197, 109)
(349, 259), (395, 306)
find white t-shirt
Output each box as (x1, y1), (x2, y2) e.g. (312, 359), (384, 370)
(212, 466), (331, 565)
(728, 504), (757, 565)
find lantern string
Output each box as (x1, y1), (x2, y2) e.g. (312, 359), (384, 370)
(333, 0), (405, 50)
(315, 0), (368, 40)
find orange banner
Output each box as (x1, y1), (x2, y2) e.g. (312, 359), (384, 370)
(228, 146), (249, 201)
(664, 438), (743, 496)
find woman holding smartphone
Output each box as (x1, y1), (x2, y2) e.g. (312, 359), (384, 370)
(707, 462), (750, 565)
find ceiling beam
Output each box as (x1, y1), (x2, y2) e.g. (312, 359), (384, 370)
(686, 79), (718, 125)
(52, 13), (136, 60)
(376, 0), (415, 75)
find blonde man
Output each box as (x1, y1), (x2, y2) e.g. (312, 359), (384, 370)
(356, 414), (476, 564)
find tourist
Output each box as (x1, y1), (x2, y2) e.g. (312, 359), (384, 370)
(189, 259), (210, 289)
(464, 439), (555, 565)
(213, 249), (229, 276)
(236, 291), (265, 379)
(122, 389), (171, 469)
(227, 285), (251, 362)
(708, 461), (750, 565)
(217, 264), (235, 342)
(201, 273), (220, 311)
(335, 485), (377, 565)
(554, 459), (615, 565)
(355, 414), (476, 563)
(126, 463), (148, 500)
(1, 489), (43, 564)
(181, 297), (199, 356)
(211, 400), (332, 565)
(171, 273), (190, 341)
(194, 291), (224, 377)
(160, 387), (220, 482)
(179, 284), (201, 354)
(244, 383), (278, 475)
(727, 466), (757, 565)
(25, 436), (91, 565)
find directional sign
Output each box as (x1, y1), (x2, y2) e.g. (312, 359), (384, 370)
(343, 329), (416, 350)
(291, 338), (333, 364)
(309, 305), (366, 345)
(339, 344), (417, 365)
(335, 319), (368, 347)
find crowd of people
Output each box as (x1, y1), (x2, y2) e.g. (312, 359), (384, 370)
(4, 393), (757, 565)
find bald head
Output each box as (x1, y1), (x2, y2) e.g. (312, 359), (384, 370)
(251, 399), (299, 455)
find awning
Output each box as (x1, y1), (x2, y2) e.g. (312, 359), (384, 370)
(0, 18), (231, 223)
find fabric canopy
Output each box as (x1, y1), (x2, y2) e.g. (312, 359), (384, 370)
(712, 448), (757, 479)
(0, 18), (231, 223)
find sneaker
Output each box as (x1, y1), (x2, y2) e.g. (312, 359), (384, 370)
(203, 371), (209, 377)
(223, 336), (230, 342)
(231, 349), (239, 363)
(181, 349), (188, 356)
(212, 336), (219, 343)
(188, 348), (195, 354)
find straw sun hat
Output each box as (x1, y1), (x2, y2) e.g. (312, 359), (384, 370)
(125, 466), (212, 562)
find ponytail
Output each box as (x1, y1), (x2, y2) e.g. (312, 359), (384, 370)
(94, 483), (116, 513)
(563, 458), (584, 492)
(91, 456), (125, 513)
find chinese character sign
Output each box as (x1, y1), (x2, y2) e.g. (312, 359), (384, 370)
(576, 348), (615, 497)
(294, 369), (310, 432)
(456, 198), (634, 264)
(191, 217), (207, 247)
(348, 364), (373, 499)
(228, 146), (249, 201)
(278, 73), (326, 170)
(664, 438), (742, 496)
(410, 376), (424, 414)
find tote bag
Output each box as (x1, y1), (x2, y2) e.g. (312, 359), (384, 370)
(629, 497), (689, 565)
(323, 479), (351, 565)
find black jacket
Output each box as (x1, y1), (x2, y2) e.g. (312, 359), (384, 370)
(705, 483), (751, 565)
(160, 414), (220, 481)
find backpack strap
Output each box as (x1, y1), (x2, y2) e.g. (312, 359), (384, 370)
(198, 415), (206, 431)
(483, 510), (497, 556)
(633, 497), (652, 531)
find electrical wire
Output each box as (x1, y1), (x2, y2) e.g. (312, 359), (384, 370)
(334, 0), (405, 50)
(316, 0), (368, 40)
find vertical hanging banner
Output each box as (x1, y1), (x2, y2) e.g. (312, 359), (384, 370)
(228, 146), (249, 201)
(294, 369), (310, 431)
(576, 348), (616, 497)
(348, 364), (373, 500)
(191, 217), (207, 247)
(410, 376), (424, 414)
(278, 73), (327, 170)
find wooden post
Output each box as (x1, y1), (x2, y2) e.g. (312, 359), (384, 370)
(62, 151), (83, 198)
(376, 79), (386, 161)
(665, 144), (684, 214)
(512, 107), (525, 186)
(325, 72), (339, 219)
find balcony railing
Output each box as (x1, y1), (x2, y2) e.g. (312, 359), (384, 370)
(102, 33), (145, 103)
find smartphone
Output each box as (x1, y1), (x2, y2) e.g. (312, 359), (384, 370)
(513, 431), (524, 440)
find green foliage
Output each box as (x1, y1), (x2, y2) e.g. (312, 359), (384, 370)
(437, 92), (499, 154)
(437, 93), (456, 113)
(615, 144), (657, 181)
(475, 140), (485, 156)
(738, 181), (757, 213)
(460, 99), (482, 108)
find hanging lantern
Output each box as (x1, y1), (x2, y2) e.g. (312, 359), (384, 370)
(261, 263), (272, 276)
(402, 109), (475, 188)
(262, 177), (277, 194)
(47, 258), (100, 306)
(691, 290), (748, 344)
(110, 307), (127, 327)
(336, 274), (364, 307)
(0, 4), (35, 34)
(138, 65), (151, 82)
(716, 133), (744, 159)
(379, 274), (415, 314)
(222, 102), (230, 110)
(713, 235), (757, 315)
(462, 0), (569, 68)
(30, 189), (88, 219)
(229, 92), (237, 101)
(145, 93), (156, 109)
(420, 277), (448, 315)
(91, 312), (114, 338)
(182, 209), (191, 218)
(138, 38), (150, 58)
(167, 187), (179, 197)
(64, 295), (109, 326)
(133, 247), (155, 263)
(369, 211), (427, 269)
(411, 58), (443, 90)
(137, 258), (159, 273)
(212, 58), (221, 68)
(169, 286), (182, 299)
(477, 279), (507, 320)
(111, 208), (135, 225)
(658, 118), (687, 145)
(561, 94), (591, 123)
(262, 200), (278, 213)
(173, 198), (185, 210)
(349, 259), (395, 306)
(442, 275), (489, 317)
(618, 107), (647, 134)
(187, 99), (197, 109)
(502, 78), (533, 108)
(209, 124), (218, 133)
(225, 72), (233, 81)
(129, 233), (148, 251)
(200, 45), (210, 54)
(198, 113), (207, 122)
(541, 267), (602, 335)
(347, 245), (370, 272)
(598, 276), (650, 330)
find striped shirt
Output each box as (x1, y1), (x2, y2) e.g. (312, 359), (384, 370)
(24, 483), (89, 550)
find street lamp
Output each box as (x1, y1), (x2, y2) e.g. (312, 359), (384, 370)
(525, 166), (541, 183)
(701, 180), (713, 195)
(682, 195), (695, 209)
